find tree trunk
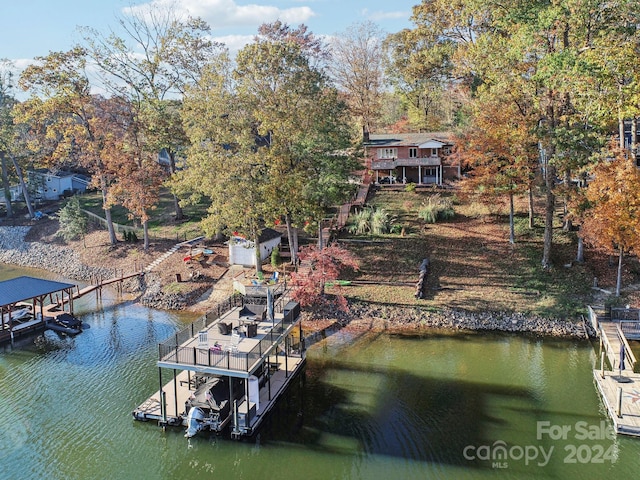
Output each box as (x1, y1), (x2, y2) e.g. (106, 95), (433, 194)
(254, 232), (263, 275)
(169, 151), (184, 221)
(632, 117), (638, 165)
(616, 244), (623, 297)
(318, 221), (324, 250)
(562, 168), (572, 232)
(528, 184), (534, 229)
(0, 152), (13, 217)
(9, 153), (34, 218)
(576, 233), (584, 263)
(143, 219), (149, 252)
(100, 175), (117, 245)
(284, 213), (298, 265)
(618, 81), (625, 150)
(509, 192), (515, 245)
(541, 163), (556, 269)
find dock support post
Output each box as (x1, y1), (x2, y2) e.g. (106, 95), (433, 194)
(601, 351), (606, 379)
(173, 369), (178, 418)
(617, 387), (623, 418)
(161, 391), (167, 428)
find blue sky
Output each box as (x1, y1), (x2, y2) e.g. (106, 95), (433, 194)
(1, 0), (416, 65)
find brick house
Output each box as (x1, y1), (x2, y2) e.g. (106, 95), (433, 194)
(364, 132), (460, 185)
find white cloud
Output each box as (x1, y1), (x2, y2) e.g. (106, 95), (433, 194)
(211, 34), (254, 55)
(124, 0), (316, 30)
(360, 8), (410, 22)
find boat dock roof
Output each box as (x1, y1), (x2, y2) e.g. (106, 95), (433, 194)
(0, 276), (75, 307)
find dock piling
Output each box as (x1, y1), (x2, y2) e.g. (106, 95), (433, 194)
(601, 351), (605, 379)
(617, 387), (623, 418)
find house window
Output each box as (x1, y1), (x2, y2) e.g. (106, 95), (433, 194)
(409, 147), (418, 158)
(378, 148), (397, 159)
(443, 146), (451, 155)
(431, 148), (438, 156)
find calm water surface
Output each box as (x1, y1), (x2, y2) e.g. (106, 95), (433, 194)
(1, 265), (639, 479)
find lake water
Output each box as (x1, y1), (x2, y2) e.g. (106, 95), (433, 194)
(1, 265), (639, 479)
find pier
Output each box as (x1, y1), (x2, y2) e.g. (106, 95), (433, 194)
(588, 305), (640, 436)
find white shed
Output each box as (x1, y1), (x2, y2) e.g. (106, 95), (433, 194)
(228, 228), (282, 267)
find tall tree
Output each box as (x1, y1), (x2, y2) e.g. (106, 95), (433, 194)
(82, 5), (224, 221)
(0, 59), (16, 217)
(328, 21), (386, 135)
(16, 48), (121, 243)
(175, 24), (357, 272)
(582, 144), (640, 296)
(456, 86), (538, 244)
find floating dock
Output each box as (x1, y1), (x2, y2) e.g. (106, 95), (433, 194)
(133, 286), (305, 439)
(593, 369), (640, 436)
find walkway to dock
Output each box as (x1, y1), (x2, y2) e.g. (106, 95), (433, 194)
(588, 306), (638, 371)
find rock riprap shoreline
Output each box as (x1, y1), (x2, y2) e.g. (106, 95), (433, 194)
(306, 302), (590, 339)
(0, 226), (116, 282)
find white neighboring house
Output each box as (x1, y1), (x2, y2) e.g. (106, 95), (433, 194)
(0, 170), (91, 204)
(228, 228), (282, 267)
(30, 170), (90, 201)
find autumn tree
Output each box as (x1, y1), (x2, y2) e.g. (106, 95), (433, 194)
(16, 48), (119, 243)
(82, 5), (224, 221)
(455, 86), (538, 244)
(383, 25), (458, 131)
(101, 99), (165, 251)
(328, 21), (386, 135)
(582, 145), (640, 296)
(289, 244), (359, 313)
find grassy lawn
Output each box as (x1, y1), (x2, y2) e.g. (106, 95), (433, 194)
(77, 188), (208, 242)
(334, 188), (637, 320)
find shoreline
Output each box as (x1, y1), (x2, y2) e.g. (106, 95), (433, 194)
(0, 225), (592, 340)
(302, 301), (592, 340)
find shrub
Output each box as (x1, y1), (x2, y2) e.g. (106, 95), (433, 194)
(418, 194), (455, 223)
(348, 208), (371, 235)
(348, 206), (395, 235)
(271, 245), (280, 268)
(56, 197), (87, 242)
(404, 182), (416, 193)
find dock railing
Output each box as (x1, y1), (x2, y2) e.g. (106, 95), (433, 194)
(158, 287), (298, 373)
(617, 324), (638, 368)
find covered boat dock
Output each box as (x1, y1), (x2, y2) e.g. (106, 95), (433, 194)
(133, 284), (306, 439)
(0, 276), (76, 344)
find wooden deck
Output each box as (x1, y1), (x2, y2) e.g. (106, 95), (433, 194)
(593, 369), (640, 436)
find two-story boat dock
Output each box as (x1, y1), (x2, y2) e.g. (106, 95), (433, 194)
(133, 284), (305, 439)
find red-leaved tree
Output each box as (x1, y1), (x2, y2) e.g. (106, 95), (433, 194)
(290, 244), (359, 313)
